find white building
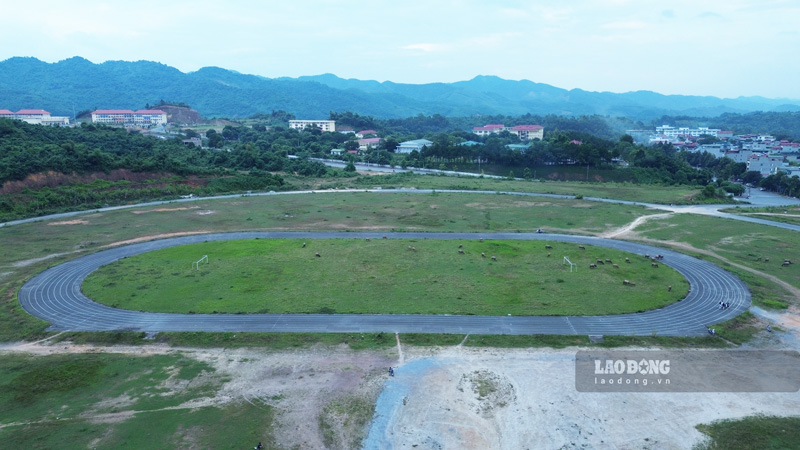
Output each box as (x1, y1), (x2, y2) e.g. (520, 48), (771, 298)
(92, 109), (167, 127)
(395, 139), (433, 154)
(509, 125), (544, 140)
(0, 109), (70, 126)
(288, 120), (336, 132)
(655, 125), (720, 138)
(472, 123), (544, 140)
(472, 124), (506, 137)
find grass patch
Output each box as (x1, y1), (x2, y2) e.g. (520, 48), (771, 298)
(0, 353), (219, 425)
(757, 298), (789, 310)
(695, 415), (800, 450)
(319, 395), (375, 449)
(84, 239), (687, 316)
(0, 402), (276, 450)
(711, 311), (762, 345)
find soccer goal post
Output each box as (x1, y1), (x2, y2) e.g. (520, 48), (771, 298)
(563, 256), (577, 272)
(192, 255), (209, 270)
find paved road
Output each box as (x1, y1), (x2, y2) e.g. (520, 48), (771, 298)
(19, 232), (749, 336)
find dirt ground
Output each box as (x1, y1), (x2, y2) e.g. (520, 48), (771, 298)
(3, 307), (800, 450)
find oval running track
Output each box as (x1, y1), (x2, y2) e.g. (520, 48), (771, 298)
(18, 231), (750, 337)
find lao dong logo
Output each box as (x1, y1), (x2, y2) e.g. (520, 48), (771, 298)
(592, 358), (671, 387)
(594, 358), (670, 376)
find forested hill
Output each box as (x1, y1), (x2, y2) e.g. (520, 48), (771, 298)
(2, 57), (799, 120)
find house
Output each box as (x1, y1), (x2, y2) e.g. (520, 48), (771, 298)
(459, 141), (484, 147)
(337, 126), (354, 134)
(355, 129), (378, 138)
(505, 143), (530, 152)
(472, 124), (506, 136)
(92, 109), (167, 127)
(747, 154), (783, 177)
(330, 148), (345, 156)
(717, 130), (734, 140)
(472, 123), (544, 140)
(182, 137), (202, 147)
(288, 120), (336, 132)
(724, 150), (754, 164)
(357, 137), (382, 151)
(395, 139), (433, 154)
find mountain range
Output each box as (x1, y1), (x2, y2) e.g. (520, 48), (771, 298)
(1, 56), (798, 121)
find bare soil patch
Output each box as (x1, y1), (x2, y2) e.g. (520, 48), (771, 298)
(377, 345), (800, 449)
(131, 206), (200, 214)
(48, 219), (89, 226)
(102, 231), (213, 248)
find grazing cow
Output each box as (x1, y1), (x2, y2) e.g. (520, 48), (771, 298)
(645, 254), (650, 259)
(302, 242), (306, 248)
(623, 280), (630, 285)
(383, 235), (387, 239)
(765, 258), (770, 262)
(625, 257), (631, 263)
(481, 252), (486, 258)
(651, 262), (659, 268)
(782, 261), (791, 267)
(458, 249), (465, 254)
(629, 282), (636, 286)
(605, 259), (612, 263)
(365, 238), (371, 241)
(668, 285), (672, 292)
(589, 263), (597, 269)
(596, 259), (604, 265)
(545, 245), (552, 250)
(315, 252), (321, 257)
(458, 244), (463, 248)
(612, 264), (619, 268)
(578, 245), (586, 250)
(547, 252), (551, 257)
(491, 256), (497, 261)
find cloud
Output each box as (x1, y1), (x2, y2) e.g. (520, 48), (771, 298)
(401, 43), (447, 52)
(697, 11), (725, 20)
(661, 9), (675, 18)
(601, 20), (647, 30)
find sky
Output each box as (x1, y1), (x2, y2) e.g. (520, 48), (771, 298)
(2, 0), (799, 99)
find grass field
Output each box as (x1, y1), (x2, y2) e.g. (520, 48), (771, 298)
(635, 213), (800, 305)
(0, 353), (276, 449)
(0, 179), (794, 342)
(695, 415), (800, 450)
(720, 204), (800, 226)
(83, 239), (687, 316)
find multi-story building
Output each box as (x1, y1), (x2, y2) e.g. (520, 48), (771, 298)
(472, 124), (506, 137)
(288, 120), (336, 132)
(509, 124), (544, 140)
(472, 123), (544, 140)
(91, 109), (167, 127)
(0, 109), (70, 126)
(655, 125), (720, 138)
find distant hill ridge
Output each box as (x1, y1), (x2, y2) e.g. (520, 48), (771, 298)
(1, 56), (798, 120)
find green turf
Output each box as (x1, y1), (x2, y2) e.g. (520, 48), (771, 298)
(83, 239), (688, 316)
(695, 415), (800, 450)
(0, 353), (218, 426)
